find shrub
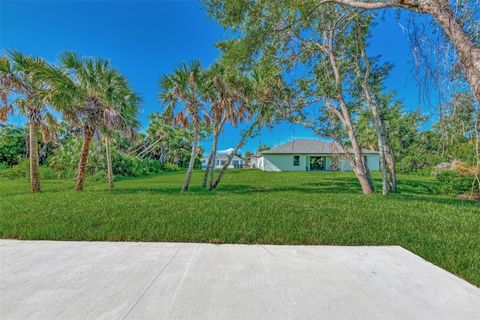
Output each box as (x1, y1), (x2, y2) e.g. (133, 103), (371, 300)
(0, 126), (26, 167)
(0, 162), (10, 170)
(0, 160), (59, 180)
(47, 136), (100, 178)
(436, 170), (476, 195)
(111, 152), (162, 177)
(163, 163), (181, 172)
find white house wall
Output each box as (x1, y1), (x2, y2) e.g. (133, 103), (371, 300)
(366, 154), (380, 171)
(260, 154), (379, 172)
(262, 154), (306, 171)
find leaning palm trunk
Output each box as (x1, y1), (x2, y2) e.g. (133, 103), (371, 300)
(28, 119), (40, 193)
(208, 128), (221, 190)
(181, 133), (199, 192)
(76, 127), (94, 191)
(202, 149), (214, 188)
(211, 121), (256, 190)
(105, 135), (114, 189)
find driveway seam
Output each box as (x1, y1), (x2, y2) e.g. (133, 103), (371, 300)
(121, 244), (183, 320)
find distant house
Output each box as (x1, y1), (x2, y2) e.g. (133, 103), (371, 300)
(249, 153), (262, 169)
(253, 139), (379, 172)
(201, 150), (244, 169)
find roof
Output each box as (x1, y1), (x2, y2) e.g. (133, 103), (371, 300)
(201, 152), (243, 161)
(261, 139), (378, 155)
(216, 152), (242, 160)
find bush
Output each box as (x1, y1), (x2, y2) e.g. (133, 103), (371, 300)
(47, 137), (99, 179)
(162, 163), (181, 172)
(0, 126), (26, 167)
(0, 160), (59, 180)
(436, 170), (476, 195)
(0, 160), (29, 179)
(0, 162), (10, 170)
(111, 152), (162, 177)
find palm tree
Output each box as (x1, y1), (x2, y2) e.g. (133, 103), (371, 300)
(160, 61), (208, 192)
(211, 60), (291, 190)
(203, 62), (247, 190)
(0, 50), (58, 192)
(45, 52), (133, 191)
(101, 78), (140, 189)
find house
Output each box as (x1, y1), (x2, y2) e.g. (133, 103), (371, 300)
(254, 139), (379, 172)
(201, 149), (244, 169)
(249, 153), (262, 169)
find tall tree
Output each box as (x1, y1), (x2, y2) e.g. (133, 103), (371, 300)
(203, 62), (247, 189)
(160, 61), (209, 192)
(211, 58), (292, 190)
(351, 18), (397, 194)
(44, 52), (129, 191)
(0, 50), (58, 192)
(204, 1), (375, 194)
(100, 74), (140, 189)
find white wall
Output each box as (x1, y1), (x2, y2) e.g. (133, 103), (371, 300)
(259, 154), (379, 172)
(366, 154), (379, 171)
(262, 154), (306, 171)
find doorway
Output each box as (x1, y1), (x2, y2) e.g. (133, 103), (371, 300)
(309, 156), (326, 171)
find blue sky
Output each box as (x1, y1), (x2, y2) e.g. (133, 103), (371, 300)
(1, 0), (429, 153)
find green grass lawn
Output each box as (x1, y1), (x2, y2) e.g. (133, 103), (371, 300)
(1, 169), (479, 286)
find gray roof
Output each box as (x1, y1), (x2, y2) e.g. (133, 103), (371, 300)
(201, 152), (243, 161)
(261, 139), (378, 155)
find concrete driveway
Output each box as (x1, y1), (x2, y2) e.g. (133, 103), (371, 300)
(1, 240), (479, 320)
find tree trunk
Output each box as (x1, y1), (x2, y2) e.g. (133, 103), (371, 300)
(28, 119), (40, 193)
(202, 149), (214, 188)
(76, 128), (93, 191)
(324, 31), (374, 195)
(105, 135), (114, 189)
(337, 96), (374, 194)
(209, 125), (223, 190)
(384, 144), (397, 192)
(181, 133), (199, 193)
(211, 121), (256, 190)
(373, 116), (389, 196)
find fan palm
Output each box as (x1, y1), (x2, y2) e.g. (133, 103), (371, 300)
(210, 60), (292, 190)
(0, 50), (58, 192)
(101, 75), (140, 189)
(45, 52), (137, 191)
(160, 60), (208, 192)
(202, 62), (248, 190)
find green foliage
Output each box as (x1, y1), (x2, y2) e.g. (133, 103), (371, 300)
(110, 152), (161, 177)
(146, 113), (199, 168)
(436, 170), (477, 195)
(47, 135), (99, 178)
(47, 134), (163, 178)
(0, 159), (59, 180)
(162, 163), (181, 172)
(0, 126), (26, 166)
(0, 159), (29, 179)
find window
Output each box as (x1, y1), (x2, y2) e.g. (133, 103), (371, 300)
(293, 155), (300, 166)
